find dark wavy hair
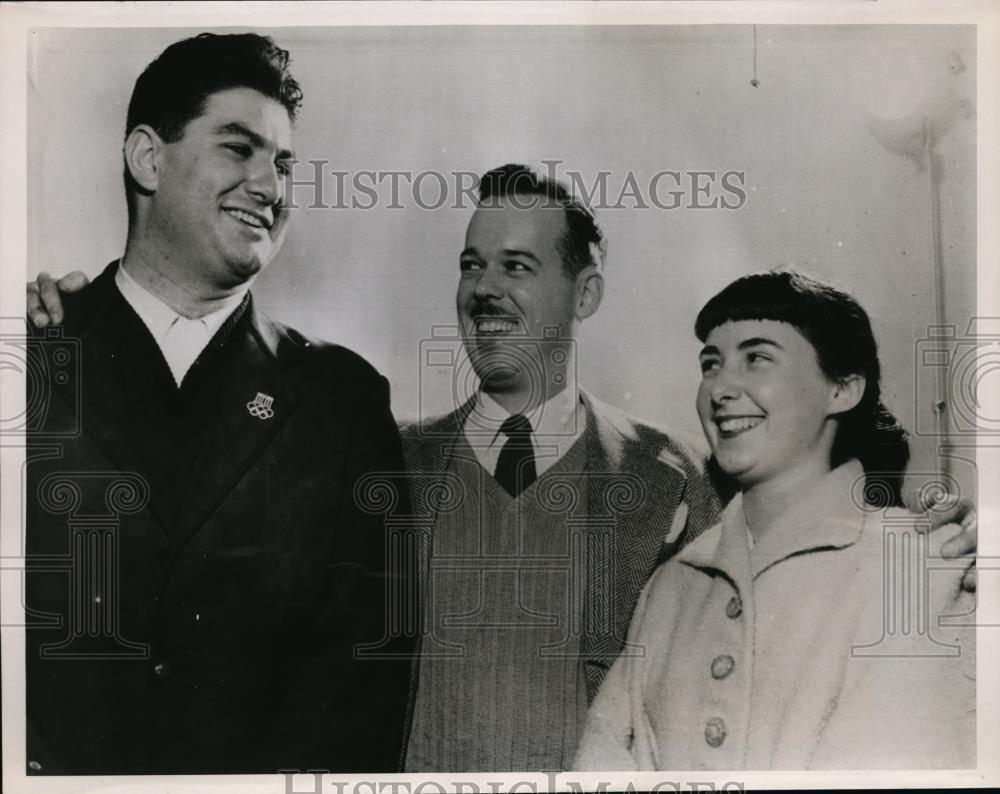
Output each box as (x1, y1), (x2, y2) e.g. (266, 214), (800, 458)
(694, 269), (910, 507)
(477, 163), (607, 278)
(124, 32), (303, 221)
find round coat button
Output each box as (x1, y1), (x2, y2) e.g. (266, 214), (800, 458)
(153, 661), (171, 680)
(711, 654), (735, 679)
(705, 717), (727, 748)
(726, 595), (742, 619)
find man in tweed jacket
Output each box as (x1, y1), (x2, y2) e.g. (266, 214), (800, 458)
(400, 390), (722, 695)
(399, 164), (722, 772)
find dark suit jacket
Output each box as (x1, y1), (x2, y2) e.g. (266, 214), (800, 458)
(25, 265), (416, 774)
(398, 391), (722, 703)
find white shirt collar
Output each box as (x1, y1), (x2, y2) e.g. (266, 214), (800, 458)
(472, 387), (581, 440)
(114, 261), (247, 385)
(462, 385), (585, 479)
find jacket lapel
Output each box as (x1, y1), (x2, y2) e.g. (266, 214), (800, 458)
(397, 402), (473, 761)
(47, 265), (173, 531)
(401, 399), (475, 588)
(168, 305), (304, 555)
(579, 392), (689, 701)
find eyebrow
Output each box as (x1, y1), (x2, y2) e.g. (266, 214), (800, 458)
(459, 247), (542, 264)
(214, 122), (295, 161)
(738, 337), (784, 351)
(501, 248), (541, 264)
(698, 337), (784, 357)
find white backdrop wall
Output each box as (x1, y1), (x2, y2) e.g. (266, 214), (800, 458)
(27, 25), (977, 498)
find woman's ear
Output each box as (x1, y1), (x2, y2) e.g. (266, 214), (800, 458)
(575, 268), (604, 321)
(829, 373), (866, 415)
(123, 124), (162, 194)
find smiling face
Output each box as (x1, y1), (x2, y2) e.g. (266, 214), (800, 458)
(697, 319), (849, 493)
(145, 86), (294, 291)
(457, 198), (601, 403)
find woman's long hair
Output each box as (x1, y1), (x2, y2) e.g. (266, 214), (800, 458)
(694, 269), (910, 507)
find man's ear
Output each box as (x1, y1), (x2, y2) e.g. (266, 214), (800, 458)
(123, 125), (162, 194)
(575, 268), (604, 321)
(829, 373), (866, 415)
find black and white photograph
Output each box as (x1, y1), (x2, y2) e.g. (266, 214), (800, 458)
(0, 2), (997, 792)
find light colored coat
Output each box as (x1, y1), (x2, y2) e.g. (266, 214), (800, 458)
(575, 461), (976, 770)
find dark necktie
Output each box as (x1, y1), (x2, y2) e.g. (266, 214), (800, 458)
(494, 414), (537, 497)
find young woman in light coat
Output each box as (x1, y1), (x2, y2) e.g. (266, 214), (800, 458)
(575, 270), (975, 770)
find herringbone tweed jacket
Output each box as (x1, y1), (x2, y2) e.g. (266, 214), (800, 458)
(398, 390), (722, 703)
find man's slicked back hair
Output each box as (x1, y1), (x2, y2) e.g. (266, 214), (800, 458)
(477, 163), (607, 278)
(126, 32), (302, 142)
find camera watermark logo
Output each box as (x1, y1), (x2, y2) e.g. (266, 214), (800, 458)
(0, 318), (81, 438)
(417, 325), (580, 434)
(914, 316), (1000, 437)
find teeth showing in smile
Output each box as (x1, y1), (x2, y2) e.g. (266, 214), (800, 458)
(225, 208), (266, 229)
(717, 416), (764, 434)
(475, 319), (518, 334)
